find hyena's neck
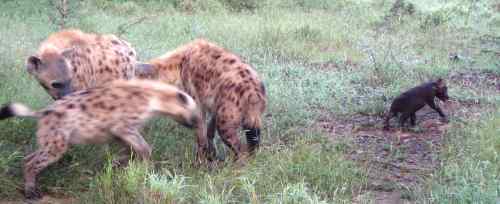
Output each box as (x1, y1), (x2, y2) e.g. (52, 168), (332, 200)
(149, 51), (185, 86)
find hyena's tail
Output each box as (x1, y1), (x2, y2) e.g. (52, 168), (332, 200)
(243, 82), (267, 154)
(243, 114), (262, 152)
(0, 103), (37, 120)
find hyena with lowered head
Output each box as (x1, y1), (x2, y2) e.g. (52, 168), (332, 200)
(0, 79), (199, 199)
(137, 39), (267, 163)
(26, 29), (138, 99)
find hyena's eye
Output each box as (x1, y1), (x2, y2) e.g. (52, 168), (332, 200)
(51, 82), (65, 89)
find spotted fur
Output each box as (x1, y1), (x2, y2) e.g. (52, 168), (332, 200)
(27, 29), (138, 99)
(138, 39), (267, 163)
(0, 79), (199, 199)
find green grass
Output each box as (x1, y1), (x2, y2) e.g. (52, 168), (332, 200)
(79, 136), (364, 203)
(0, 0), (499, 203)
(422, 112), (500, 203)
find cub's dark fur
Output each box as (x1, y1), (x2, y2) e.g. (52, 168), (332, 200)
(384, 78), (449, 130)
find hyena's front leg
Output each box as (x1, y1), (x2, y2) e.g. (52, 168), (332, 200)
(195, 111), (209, 165)
(410, 113), (417, 126)
(113, 138), (133, 167)
(112, 127), (151, 161)
(24, 138), (69, 199)
(399, 112), (411, 128)
(383, 111), (396, 130)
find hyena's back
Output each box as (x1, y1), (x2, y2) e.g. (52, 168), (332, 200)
(144, 39), (267, 160)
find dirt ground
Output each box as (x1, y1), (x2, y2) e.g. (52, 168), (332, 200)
(318, 105), (448, 203)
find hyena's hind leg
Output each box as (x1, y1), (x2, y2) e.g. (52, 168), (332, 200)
(217, 124), (242, 161)
(24, 134), (70, 199)
(216, 106), (243, 161)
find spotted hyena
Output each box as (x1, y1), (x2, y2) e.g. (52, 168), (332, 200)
(137, 39), (267, 163)
(0, 79), (199, 199)
(26, 29), (138, 99)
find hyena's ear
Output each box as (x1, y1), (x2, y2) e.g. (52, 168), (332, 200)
(61, 47), (75, 58)
(433, 78), (446, 89)
(135, 63), (156, 79)
(436, 78), (445, 87)
(26, 55), (42, 74)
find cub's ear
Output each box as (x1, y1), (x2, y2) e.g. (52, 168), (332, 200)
(435, 78), (445, 87)
(26, 56), (41, 74)
(135, 63), (156, 79)
(432, 78), (446, 90)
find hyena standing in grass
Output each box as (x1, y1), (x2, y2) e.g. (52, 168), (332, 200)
(0, 79), (199, 199)
(137, 39), (267, 163)
(26, 29), (138, 99)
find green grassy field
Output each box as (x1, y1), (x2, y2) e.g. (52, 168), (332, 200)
(0, 0), (498, 203)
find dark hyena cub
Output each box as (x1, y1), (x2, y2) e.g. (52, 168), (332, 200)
(0, 79), (199, 199)
(384, 78), (449, 130)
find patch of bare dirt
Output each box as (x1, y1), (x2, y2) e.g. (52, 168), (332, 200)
(317, 99), (495, 203)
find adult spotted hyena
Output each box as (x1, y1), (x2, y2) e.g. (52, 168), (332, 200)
(26, 29), (138, 99)
(0, 79), (199, 199)
(137, 39), (267, 163)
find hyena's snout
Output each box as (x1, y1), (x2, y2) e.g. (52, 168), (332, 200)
(178, 112), (199, 129)
(50, 80), (73, 100)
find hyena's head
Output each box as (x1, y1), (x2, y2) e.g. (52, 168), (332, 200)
(433, 78), (449, 101)
(26, 49), (74, 100)
(116, 79), (199, 128)
(168, 91), (200, 129)
(136, 62), (182, 87)
(135, 49), (185, 87)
